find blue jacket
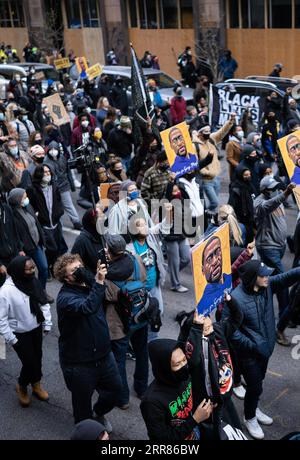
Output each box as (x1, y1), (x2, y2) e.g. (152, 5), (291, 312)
(223, 268), (300, 359)
(56, 281), (111, 365)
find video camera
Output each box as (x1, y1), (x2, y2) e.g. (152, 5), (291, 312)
(68, 142), (102, 174)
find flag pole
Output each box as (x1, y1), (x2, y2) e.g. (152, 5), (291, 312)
(130, 43), (150, 121)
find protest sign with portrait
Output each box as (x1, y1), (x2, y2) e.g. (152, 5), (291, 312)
(42, 94), (70, 126)
(160, 122), (198, 178)
(76, 57), (88, 78)
(191, 224), (232, 316)
(277, 129), (300, 208)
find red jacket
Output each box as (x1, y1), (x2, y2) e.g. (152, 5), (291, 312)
(170, 96), (187, 125)
(71, 125), (92, 149)
(73, 114), (97, 130)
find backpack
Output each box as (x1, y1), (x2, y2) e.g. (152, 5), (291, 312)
(113, 255), (149, 334)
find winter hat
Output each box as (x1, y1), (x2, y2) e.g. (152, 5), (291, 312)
(120, 116), (132, 129)
(287, 119), (299, 132)
(47, 140), (59, 151)
(30, 144), (45, 158)
(106, 234), (126, 256)
(8, 188), (26, 207)
(198, 125), (211, 134)
(119, 179), (135, 192)
(242, 144), (257, 158)
(238, 260), (273, 291)
(260, 175), (280, 192)
(246, 132), (260, 144)
(70, 419), (106, 441)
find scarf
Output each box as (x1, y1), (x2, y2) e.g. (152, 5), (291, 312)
(179, 178), (204, 217)
(7, 256), (46, 323)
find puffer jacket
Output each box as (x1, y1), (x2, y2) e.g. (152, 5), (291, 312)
(225, 268), (300, 359)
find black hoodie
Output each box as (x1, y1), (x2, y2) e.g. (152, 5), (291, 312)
(140, 339), (199, 441)
(229, 164), (256, 225)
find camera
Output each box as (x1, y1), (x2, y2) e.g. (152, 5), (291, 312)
(68, 143), (101, 173)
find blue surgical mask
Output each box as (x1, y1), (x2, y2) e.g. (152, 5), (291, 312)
(21, 197), (30, 207)
(255, 140), (262, 149)
(128, 190), (139, 201)
(9, 147), (18, 157)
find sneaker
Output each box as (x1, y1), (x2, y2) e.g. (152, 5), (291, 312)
(171, 285), (189, 293)
(276, 330), (291, 347)
(256, 408), (273, 426)
(243, 417), (264, 440)
(233, 384), (246, 400)
(118, 403), (130, 410)
(126, 351), (136, 361)
(94, 415), (112, 434)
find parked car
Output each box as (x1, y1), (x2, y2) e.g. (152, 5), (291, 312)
(69, 64), (194, 114)
(0, 64), (27, 98)
(14, 63), (60, 93)
(245, 75), (298, 92)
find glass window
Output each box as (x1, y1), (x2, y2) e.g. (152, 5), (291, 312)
(146, 0), (158, 29)
(160, 0), (178, 28)
(228, 0), (239, 28)
(128, 0), (138, 27)
(65, 0), (81, 28)
(10, 0), (25, 27)
(0, 1), (11, 27)
(249, 0), (265, 28)
(138, 0), (147, 28)
(241, 0), (249, 28)
(295, 0), (300, 27)
(82, 0), (99, 27)
(180, 0), (193, 28)
(270, 0), (292, 28)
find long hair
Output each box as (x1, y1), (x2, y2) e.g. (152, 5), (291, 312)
(218, 204), (243, 246)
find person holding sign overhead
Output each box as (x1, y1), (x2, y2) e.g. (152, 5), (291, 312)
(169, 126), (198, 177)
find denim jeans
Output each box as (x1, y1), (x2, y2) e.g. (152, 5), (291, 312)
(60, 190), (80, 225)
(165, 239), (191, 290)
(61, 351), (122, 423)
(28, 245), (48, 289)
(121, 156), (132, 173)
(201, 176), (221, 212)
(241, 356), (269, 420)
(277, 282), (300, 332)
(111, 325), (148, 406)
(257, 245), (289, 316)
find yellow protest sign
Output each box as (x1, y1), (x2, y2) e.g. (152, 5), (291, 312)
(54, 58), (70, 70)
(86, 63), (103, 81)
(160, 121), (198, 178)
(277, 129), (300, 208)
(42, 93), (70, 127)
(191, 223), (232, 316)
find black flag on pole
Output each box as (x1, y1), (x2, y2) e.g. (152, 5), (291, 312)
(130, 44), (155, 125)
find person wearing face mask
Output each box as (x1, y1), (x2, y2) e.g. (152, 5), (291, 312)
(178, 169), (205, 240)
(228, 165), (257, 244)
(261, 110), (282, 163)
(0, 107), (10, 145)
(140, 151), (170, 205)
(193, 114), (235, 213)
(218, 49), (238, 80)
(170, 86), (187, 125)
(0, 138), (29, 192)
(27, 164), (67, 272)
(20, 144), (45, 189)
(109, 76), (128, 115)
(226, 125), (244, 180)
(8, 188), (50, 292)
(131, 134), (161, 187)
(64, 100), (76, 129)
(107, 116), (134, 171)
(254, 177), (296, 322)
(54, 252), (121, 429)
(107, 180), (154, 244)
(91, 127), (108, 164)
(96, 97), (110, 127)
(97, 74), (111, 99)
(11, 108), (35, 152)
(107, 157), (127, 183)
(44, 141), (81, 230)
(71, 113), (92, 150)
(0, 256), (52, 408)
(241, 107), (258, 138)
(245, 132), (263, 158)
(238, 145), (262, 194)
(140, 338), (213, 440)
(9, 73), (25, 102)
(72, 105), (97, 131)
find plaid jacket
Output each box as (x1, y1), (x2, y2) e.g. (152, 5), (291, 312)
(141, 165), (169, 203)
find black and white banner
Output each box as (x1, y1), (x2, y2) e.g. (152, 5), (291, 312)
(210, 85), (263, 128)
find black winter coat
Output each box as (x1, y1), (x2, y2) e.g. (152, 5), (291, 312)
(107, 127), (134, 158)
(0, 203), (22, 265)
(11, 205), (45, 253)
(27, 182), (64, 227)
(71, 229), (104, 274)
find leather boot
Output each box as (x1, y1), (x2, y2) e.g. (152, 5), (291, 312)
(16, 384), (30, 407)
(32, 382), (49, 401)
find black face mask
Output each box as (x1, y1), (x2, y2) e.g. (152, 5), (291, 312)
(73, 267), (90, 284)
(247, 156), (258, 163)
(267, 116), (275, 122)
(34, 156), (44, 164)
(172, 364), (189, 383)
(159, 163), (169, 171)
(202, 133), (210, 140)
(34, 140), (43, 145)
(186, 172), (196, 180)
(113, 169), (122, 177)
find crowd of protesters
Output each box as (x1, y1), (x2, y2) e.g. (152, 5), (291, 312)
(0, 41), (300, 442)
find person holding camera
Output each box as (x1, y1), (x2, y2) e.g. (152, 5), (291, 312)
(54, 253), (122, 431)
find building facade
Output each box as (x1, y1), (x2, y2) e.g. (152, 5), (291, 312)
(0, 0), (299, 79)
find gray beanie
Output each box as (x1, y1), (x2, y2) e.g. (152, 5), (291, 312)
(8, 188), (26, 207)
(106, 234), (126, 255)
(119, 179), (135, 192)
(70, 419), (106, 441)
(47, 140), (59, 150)
(246, 132), (259, 144)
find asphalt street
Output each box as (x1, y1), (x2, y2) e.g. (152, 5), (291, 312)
(0, 156), (299, 440)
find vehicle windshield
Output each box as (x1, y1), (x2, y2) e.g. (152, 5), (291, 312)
(145, 72), (176, 89)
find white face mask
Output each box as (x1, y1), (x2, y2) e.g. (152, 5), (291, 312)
(9, 147), (18, 156)
(42, 175), (51, 184)
(237, 131), (244, 140)
(81, 120), (89, 128)
(49, 149), (59, 158)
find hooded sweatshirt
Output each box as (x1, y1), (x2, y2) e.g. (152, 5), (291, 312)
(254, 191), (287, 249)
(140, 339), (200, 441)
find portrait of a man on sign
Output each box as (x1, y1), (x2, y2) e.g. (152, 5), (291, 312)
(161, 122), (198, 178)
(277, 129), (300, 208)
(191, 224), (232, 317)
